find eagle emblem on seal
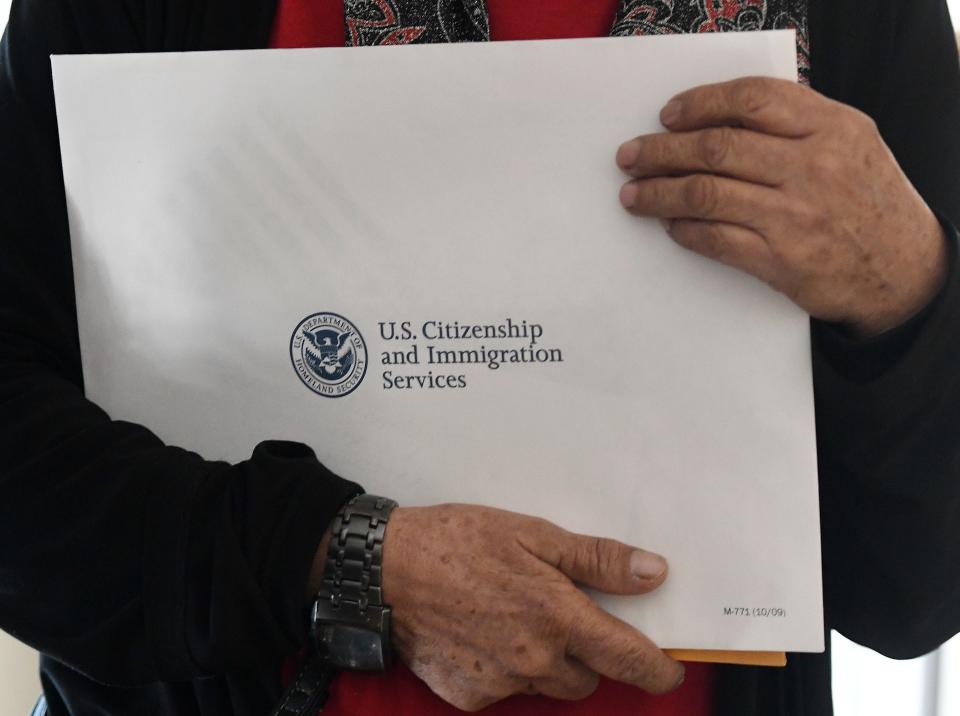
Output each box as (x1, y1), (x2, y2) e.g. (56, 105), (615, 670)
(302, 328), (355, 379)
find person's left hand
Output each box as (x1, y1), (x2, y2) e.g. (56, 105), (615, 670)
(616, 77), (948, 337)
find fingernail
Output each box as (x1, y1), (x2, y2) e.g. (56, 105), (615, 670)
(660, 98), (682, 126)
(616, 143), (637, 170)
(619, 183), (638, 208)
(630, 550), (667, 580)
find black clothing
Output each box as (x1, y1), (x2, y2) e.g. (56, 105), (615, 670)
(0, 1), (958, 714)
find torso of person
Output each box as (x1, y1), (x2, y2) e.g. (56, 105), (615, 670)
(270, 1), (716, 714)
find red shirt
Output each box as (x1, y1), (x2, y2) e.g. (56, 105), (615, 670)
(270, 2), (716, 714)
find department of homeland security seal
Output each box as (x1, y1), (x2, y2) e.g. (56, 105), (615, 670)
(290, 313), (368, 398)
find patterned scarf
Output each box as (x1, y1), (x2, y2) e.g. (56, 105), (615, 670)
(343, 0), (810, 83)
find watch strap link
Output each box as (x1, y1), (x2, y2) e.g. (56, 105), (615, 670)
(318, 494), (398, 613)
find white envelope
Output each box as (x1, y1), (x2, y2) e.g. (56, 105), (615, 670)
(52, 30), (824, 653)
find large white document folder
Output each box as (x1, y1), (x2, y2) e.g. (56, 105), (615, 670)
(52, 30), (824, 653)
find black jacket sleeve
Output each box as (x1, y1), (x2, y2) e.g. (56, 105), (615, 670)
(810, 0), (960, 659)
(0, 0), (360, 687)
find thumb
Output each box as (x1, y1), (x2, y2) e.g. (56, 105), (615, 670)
(529, 525), (669, 595)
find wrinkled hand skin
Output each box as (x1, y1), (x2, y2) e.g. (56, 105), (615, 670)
(380, 505), (684, 712)
(617, 77), (948, 338)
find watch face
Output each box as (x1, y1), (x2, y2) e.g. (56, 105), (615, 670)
(317, 623), (387, 672)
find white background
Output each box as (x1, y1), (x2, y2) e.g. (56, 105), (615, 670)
(0, 1), (959, 715)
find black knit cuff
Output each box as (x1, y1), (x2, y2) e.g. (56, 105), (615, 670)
(247, 441), (363, 650)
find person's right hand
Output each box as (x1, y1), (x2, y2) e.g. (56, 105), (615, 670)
(381, 504), (685, 712)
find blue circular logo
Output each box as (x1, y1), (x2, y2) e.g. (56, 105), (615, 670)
(290, 313), (368, 398)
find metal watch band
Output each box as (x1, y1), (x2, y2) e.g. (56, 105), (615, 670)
(317, 494), (398, 613)
(270, 494), (399, 716)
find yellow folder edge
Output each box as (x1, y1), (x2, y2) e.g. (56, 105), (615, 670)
(664, 650), (787, 667)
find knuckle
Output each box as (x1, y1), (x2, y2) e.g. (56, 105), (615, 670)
(626, 651), (681, 696)
(792, 201), (823, 230)
(675, 221), (720, 258)
(646, 180), (669, 210)
(698, 127), (735, 172)
(645, 662), (681, 695)
(784, 237), (827, 270)
(585, 536), (608, 574)
(809, 150), (841, 176)
(696, 223), (730, 261)
(571, 535), (626, 581)
(732, 78), (772, 117)
(649, 136), (670, 165)
(618, 643), (652, 683)
(684, 175), (720, 216)
(850, 107), (879, 136)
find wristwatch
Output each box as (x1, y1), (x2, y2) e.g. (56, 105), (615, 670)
(311, 493), (399, 672)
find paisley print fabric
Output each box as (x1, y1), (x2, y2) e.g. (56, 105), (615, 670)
(609, 1), (810, 82)
(343, 0), (489, 46)
(343, 0), (810, 82)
